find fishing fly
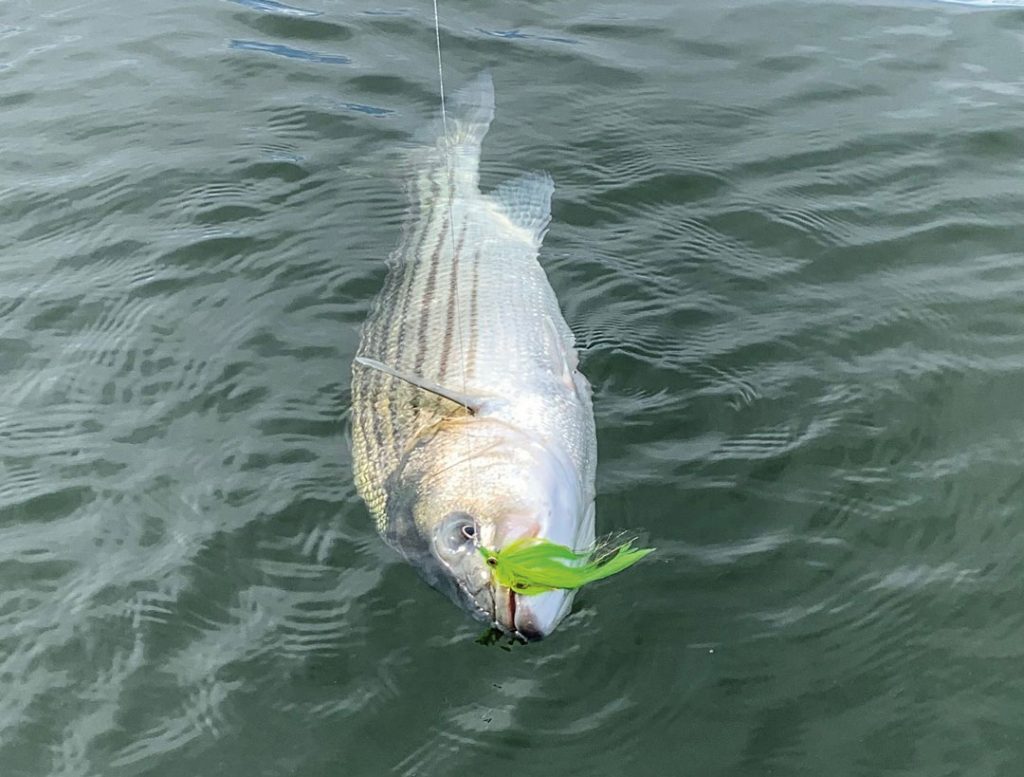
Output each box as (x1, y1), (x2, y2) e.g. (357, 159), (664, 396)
(480, 537), (654, 596)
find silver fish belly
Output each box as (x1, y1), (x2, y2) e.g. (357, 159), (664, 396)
(350, 74), (596, 638)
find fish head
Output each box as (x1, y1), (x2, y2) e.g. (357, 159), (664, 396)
(393, 417), (594, 640)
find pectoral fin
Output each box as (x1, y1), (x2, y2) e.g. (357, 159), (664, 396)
(354, 356), (484, 413)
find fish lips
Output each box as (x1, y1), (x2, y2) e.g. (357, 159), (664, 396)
(493, 584), (574, 641)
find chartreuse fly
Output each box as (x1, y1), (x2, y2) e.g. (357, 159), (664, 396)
(479, 537), (654, 595)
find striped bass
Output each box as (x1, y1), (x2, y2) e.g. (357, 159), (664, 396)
(350, 74), (596, 640)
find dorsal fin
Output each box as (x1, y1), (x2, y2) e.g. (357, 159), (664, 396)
(490, 172), (554, 246)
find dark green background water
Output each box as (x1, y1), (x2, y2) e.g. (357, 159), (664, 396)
(4, 0), (1024, 774)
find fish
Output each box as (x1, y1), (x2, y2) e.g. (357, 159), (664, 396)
(350, 73), (596, 641)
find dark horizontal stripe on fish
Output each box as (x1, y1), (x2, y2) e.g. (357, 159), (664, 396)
(387, 165), (452, 461)
(466, 248), (481, 380)
(388, 165), (444, 365)
(397, 212), (447, 372)
(425, 220), (468, 380)
(438, 233), (471, 383)
(412, 216), (453, 375)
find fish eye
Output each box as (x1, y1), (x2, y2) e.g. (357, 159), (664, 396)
(438, 511), (478, 555)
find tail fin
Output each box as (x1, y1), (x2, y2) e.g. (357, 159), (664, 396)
(412, 72), (495, 187)
(442, 71), (494, 149)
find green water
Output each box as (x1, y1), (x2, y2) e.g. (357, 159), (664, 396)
(4, 0), (1024, 774)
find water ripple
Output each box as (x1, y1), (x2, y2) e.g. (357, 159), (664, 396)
(229, 39), (351, 65)
(3, 0), (1024, 774)
(229, 0), (322, 16)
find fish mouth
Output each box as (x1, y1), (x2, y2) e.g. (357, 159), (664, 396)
(486, 521), (580, 641)
(493, 587), (540, 642)
(492, 585), (571, 641)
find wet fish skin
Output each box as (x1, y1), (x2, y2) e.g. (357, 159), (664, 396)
(350, 74), (596, 638)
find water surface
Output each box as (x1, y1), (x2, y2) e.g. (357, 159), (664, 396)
(3, 0), (1024, 774)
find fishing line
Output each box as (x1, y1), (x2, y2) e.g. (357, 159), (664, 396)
(431, 0), (449, 138)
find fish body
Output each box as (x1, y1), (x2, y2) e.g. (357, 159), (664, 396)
(351, 74), (596, 639)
